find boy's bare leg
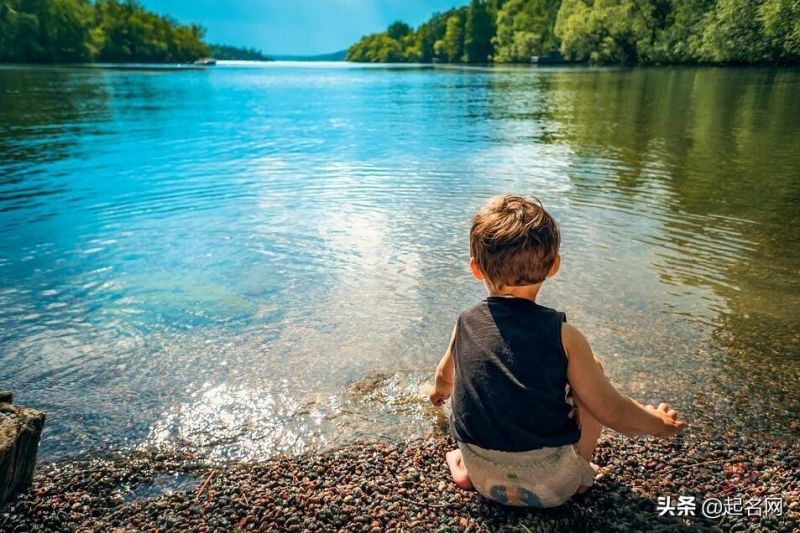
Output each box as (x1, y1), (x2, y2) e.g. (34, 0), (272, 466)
(445, 449), (474, 490)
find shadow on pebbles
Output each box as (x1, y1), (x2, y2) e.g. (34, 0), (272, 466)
(1, 427), (798, 532)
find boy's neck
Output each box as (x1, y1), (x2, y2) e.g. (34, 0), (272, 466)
(487, 282), (542, 302)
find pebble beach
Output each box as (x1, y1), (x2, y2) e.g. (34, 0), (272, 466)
(2, 423), (797, 532)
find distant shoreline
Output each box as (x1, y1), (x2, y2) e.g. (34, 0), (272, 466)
(1, 61), (798, 71)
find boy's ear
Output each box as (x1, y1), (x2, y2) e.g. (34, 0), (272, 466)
(547, 255), (561, 279)
(469, 258), (485, 280)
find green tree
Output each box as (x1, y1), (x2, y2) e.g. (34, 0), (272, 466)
(386, 20), (411, 39)
(493, 0), (562, 62)
(0, 0), (212, 63)
(346, 32), (406, 62)
(7, 0), (95, 61)
(435, 12), (466, 62)
(415, 9), (462, 62)
(345, 0), (797, 65)
(758, 0), (800, 61)
(209, 43), (271, 61)
(643, 0), (714, 63)
(555, 0), (645, 64)
(699, 0), (773, 63)
(464, 0), (494, 62)
(0, 1), (21, 60)
(93, 0), (209, 62)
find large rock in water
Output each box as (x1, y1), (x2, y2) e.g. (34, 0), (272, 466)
(0, 393), (45, 506)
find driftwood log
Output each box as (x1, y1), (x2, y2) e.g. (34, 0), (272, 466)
(0, 392), (45, 506)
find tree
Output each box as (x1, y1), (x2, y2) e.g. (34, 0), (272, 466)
(346, 32), (405, 62)
(758, 0), (800, 61)
(93, 0), (209, 62)
(464, 0), (494, 62)
(7, 0), (95, 62)
(699, 0), (774, 63)
(415, 9), (462, 62)
(643, 0), (714, 63)
(435, 12), (466, 62)
(555, 0), (644, 64)
(386, 20), (411, 40)
(345, 0), (793, 65)
(0, 0), (211, 63)
(493, 0), (562, 62)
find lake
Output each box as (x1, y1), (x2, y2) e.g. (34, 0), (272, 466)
(1, 63), (798, 462)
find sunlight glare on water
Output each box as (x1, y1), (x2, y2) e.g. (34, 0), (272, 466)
(0, 64), (798, 461)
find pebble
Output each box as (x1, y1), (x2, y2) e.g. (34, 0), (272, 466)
(0, 429), (797, 532)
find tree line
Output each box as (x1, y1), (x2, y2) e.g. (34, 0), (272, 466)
(346, 0), (800, 65)
(209, 44), (271, 62)
(0, 0), (211, 62)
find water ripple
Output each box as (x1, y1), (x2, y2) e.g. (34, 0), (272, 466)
(0, 64), (798, 461)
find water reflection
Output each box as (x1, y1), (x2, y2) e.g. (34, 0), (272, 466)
(542, 68), (799, 370)
(0, 65), (797, 462)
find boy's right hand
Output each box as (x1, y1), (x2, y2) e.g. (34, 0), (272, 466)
(645, 403), (687, 437)
(429, 385), (451, 406)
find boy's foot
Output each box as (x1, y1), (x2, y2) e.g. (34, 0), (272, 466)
(445, 449), (474, 490)
(577, 462), (602, 495)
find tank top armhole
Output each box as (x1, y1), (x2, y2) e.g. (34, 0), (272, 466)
(557, 311), (569, 361)
(450, 318), (459, 359)
(452, 312), (466, 361)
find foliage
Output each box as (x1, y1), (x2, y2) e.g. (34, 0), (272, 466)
(464, 0), (494, 63)
(210, 44), (271, 61)
(698, 0), (800, 63)
(345, 32), (411, 63)
(386, 20), (412, 40)
(759, 0), (800, 59)
(347, 0), (799, 64)
(415, 11), (452, 62)
(435, 11), (467, 62)
(493, 0), (562, 62)
(554, 0), (643, 64)
(0, 0), (211, 62)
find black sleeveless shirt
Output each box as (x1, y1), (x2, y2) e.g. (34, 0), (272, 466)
(450, 296), (580, 452)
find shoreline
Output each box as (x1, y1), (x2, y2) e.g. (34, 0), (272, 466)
(2, 423), (797, 531)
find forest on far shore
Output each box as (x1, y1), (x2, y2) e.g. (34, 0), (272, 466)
(0, 0), (269, 63)
(346, 0), (800, 65)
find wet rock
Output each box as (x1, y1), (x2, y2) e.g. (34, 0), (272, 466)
(0, 399), (46, 506)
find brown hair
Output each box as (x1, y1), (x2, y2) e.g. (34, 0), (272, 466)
(469, 195), (560, 288)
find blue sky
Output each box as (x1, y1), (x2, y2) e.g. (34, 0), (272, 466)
(141, 1), (466, 55)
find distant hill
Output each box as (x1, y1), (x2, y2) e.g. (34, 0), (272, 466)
(210, 44), (272, 61)
(270, 50), (347, 62)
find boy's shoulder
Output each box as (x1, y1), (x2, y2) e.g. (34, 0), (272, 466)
(458, 298), (565, 322)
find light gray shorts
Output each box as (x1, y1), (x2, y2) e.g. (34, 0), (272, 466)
(458, 441), (595, 508)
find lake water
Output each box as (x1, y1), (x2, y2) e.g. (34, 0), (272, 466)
(1, 63), (798, 462)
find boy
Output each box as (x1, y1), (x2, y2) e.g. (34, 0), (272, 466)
(429, 195), (686, 508)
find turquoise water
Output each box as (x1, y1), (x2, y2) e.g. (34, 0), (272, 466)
(1, 63), (798, 462)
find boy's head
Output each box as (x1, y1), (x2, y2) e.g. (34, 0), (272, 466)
(469, 195), (560, 289)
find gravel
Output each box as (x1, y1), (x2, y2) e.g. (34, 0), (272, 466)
(1, 423), (798, 532)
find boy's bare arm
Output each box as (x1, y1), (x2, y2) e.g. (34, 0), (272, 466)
(563, 323), (687, 437)
(429, 324), (457, 406)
